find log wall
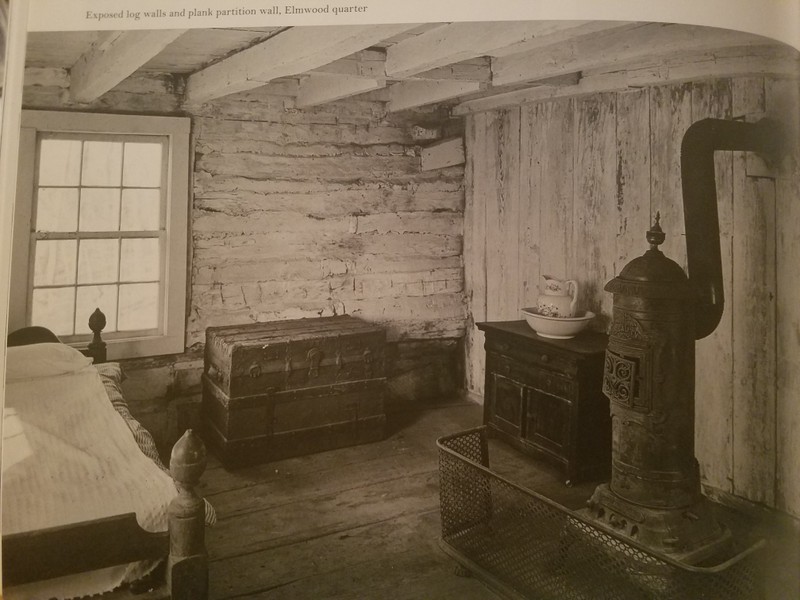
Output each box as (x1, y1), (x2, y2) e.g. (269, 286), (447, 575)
(20, 71), (467, 451)
(463, 75), (800, 518)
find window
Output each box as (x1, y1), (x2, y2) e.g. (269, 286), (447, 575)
(10, 111), (190, 359)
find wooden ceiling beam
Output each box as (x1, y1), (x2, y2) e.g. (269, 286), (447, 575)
(296, 73), (385, 107)
(387, 80), (482, 112)
(69, 30), (186, 103)
(411, 58), (492, 83)
(492, 22), (768, 87)
(312, 50), (386, 79)
(384, 21), (631, 79)
(454, 44), (795, 115)
(184, 23), (420, 104)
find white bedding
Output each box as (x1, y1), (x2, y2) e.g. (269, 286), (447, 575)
(2, 359), (178, 599)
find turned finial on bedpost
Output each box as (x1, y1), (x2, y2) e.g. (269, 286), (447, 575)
(87, 308), (107, 364)
(167, 429), (208, 600)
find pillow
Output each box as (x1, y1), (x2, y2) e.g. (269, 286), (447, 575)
(5, 342), (93, 382)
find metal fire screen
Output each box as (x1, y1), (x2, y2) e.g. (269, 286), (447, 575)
(437, 427), (765, 600)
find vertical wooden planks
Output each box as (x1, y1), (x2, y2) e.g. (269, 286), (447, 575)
(731, 175), (777, 504)
(614, 88), (651, 277)
(767, 77), (800, 518)
(573, 93), (617, 319)
(462, 75), (798, 516)
(485, 108), (521, 320)
(731, 77), (776, 505)
(649, 83), (693, 268)
(692, 79), (735, 494)
(537, 99), (576, 306)
(463, 112), (492, 396)
(518, 103), (543, 311)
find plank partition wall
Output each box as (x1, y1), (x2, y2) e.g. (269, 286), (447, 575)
(463, 75), (800, 518)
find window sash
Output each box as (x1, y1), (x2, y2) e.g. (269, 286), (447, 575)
(10, 110), (190, 359)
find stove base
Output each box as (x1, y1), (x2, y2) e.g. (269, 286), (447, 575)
(585, 483), (733, 565)
(437, 427), (765, 600)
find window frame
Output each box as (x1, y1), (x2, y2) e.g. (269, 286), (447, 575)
(10, 110), (190, 359)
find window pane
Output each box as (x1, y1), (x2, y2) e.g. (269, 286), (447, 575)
(75, 285), (118, 334)
(31, 287), (75, 336)
(79, 188), (120, 231)
(33, 240), (77, 286)
(82, 141), (123, 186)
(78, 239), (119, 284)
(36, 188), (79, 232)
(123, 142), (162, 188)
(118, 283), (159, 331)
(38, 139), (81, 186)
(121, 188), (160, 231)
(120, 238), (159, 282)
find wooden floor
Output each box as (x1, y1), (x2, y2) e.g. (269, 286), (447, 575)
(196, 400), (597, 600)
(112, 398), (798, 600)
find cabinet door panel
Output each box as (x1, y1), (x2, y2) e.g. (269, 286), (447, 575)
(526, 389), (571, 455)
(490, 374), (524, 436)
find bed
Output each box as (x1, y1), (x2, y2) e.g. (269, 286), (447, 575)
(2, 309), (211, 599)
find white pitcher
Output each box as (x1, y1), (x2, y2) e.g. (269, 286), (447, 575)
(537, 276), (579, 317)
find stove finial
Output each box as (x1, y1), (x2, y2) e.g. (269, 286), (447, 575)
(646, 212), (665, 250)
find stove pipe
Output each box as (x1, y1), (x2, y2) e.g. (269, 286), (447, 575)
(681, 118), (779, 339)
(584, 118), (780, 565)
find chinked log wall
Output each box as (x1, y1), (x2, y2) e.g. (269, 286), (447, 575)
(21, 71), (467, 450)
(463, 73), (800, 519)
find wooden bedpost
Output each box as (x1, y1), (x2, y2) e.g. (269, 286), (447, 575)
(87, 307), (107, 363)
(167, 429), (209, 600)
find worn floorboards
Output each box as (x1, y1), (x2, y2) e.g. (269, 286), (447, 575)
(198, 400), (601, 599)
(107, 399), (798, 600)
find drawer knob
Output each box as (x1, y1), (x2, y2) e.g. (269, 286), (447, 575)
(540, 354), (549, 363)
(249, 364), (262, 378)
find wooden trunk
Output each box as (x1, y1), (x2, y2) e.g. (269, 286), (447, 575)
(202, 316), (387, 468)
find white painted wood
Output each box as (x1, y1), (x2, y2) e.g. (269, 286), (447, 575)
(0, 1), (30, 421)
(385, 21), (625, 79)
(485, 108), (521, 321)
(184, 24), (419, 104)
(614, 88), (651, 277)
(8, 128), (36, 331)
(13, 111), (191, 359)
(732, 174), (777, 506)
(487, 21), (635, 58)
(463, 113), (490, 396)
(649, 82), (693, 269)
(387, 80), (481, 112)
(692, 79), (735, 494)
(23, 66), (69, 88)
(770, 77), (800, 518)
(412, 58), (491, 83)
(421, 138), (464, 171)
(312, 50), (386, 79)
(454, 44), (796, 116)
(492, 23), (767, 87)
(535, 99), (575, 309)
(296, 74), (385, 108)
(572, 93), (616, 320)
(69, 29), (187, 103)
(729, 78), (776, 506)
(517, 103), (542, 311)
